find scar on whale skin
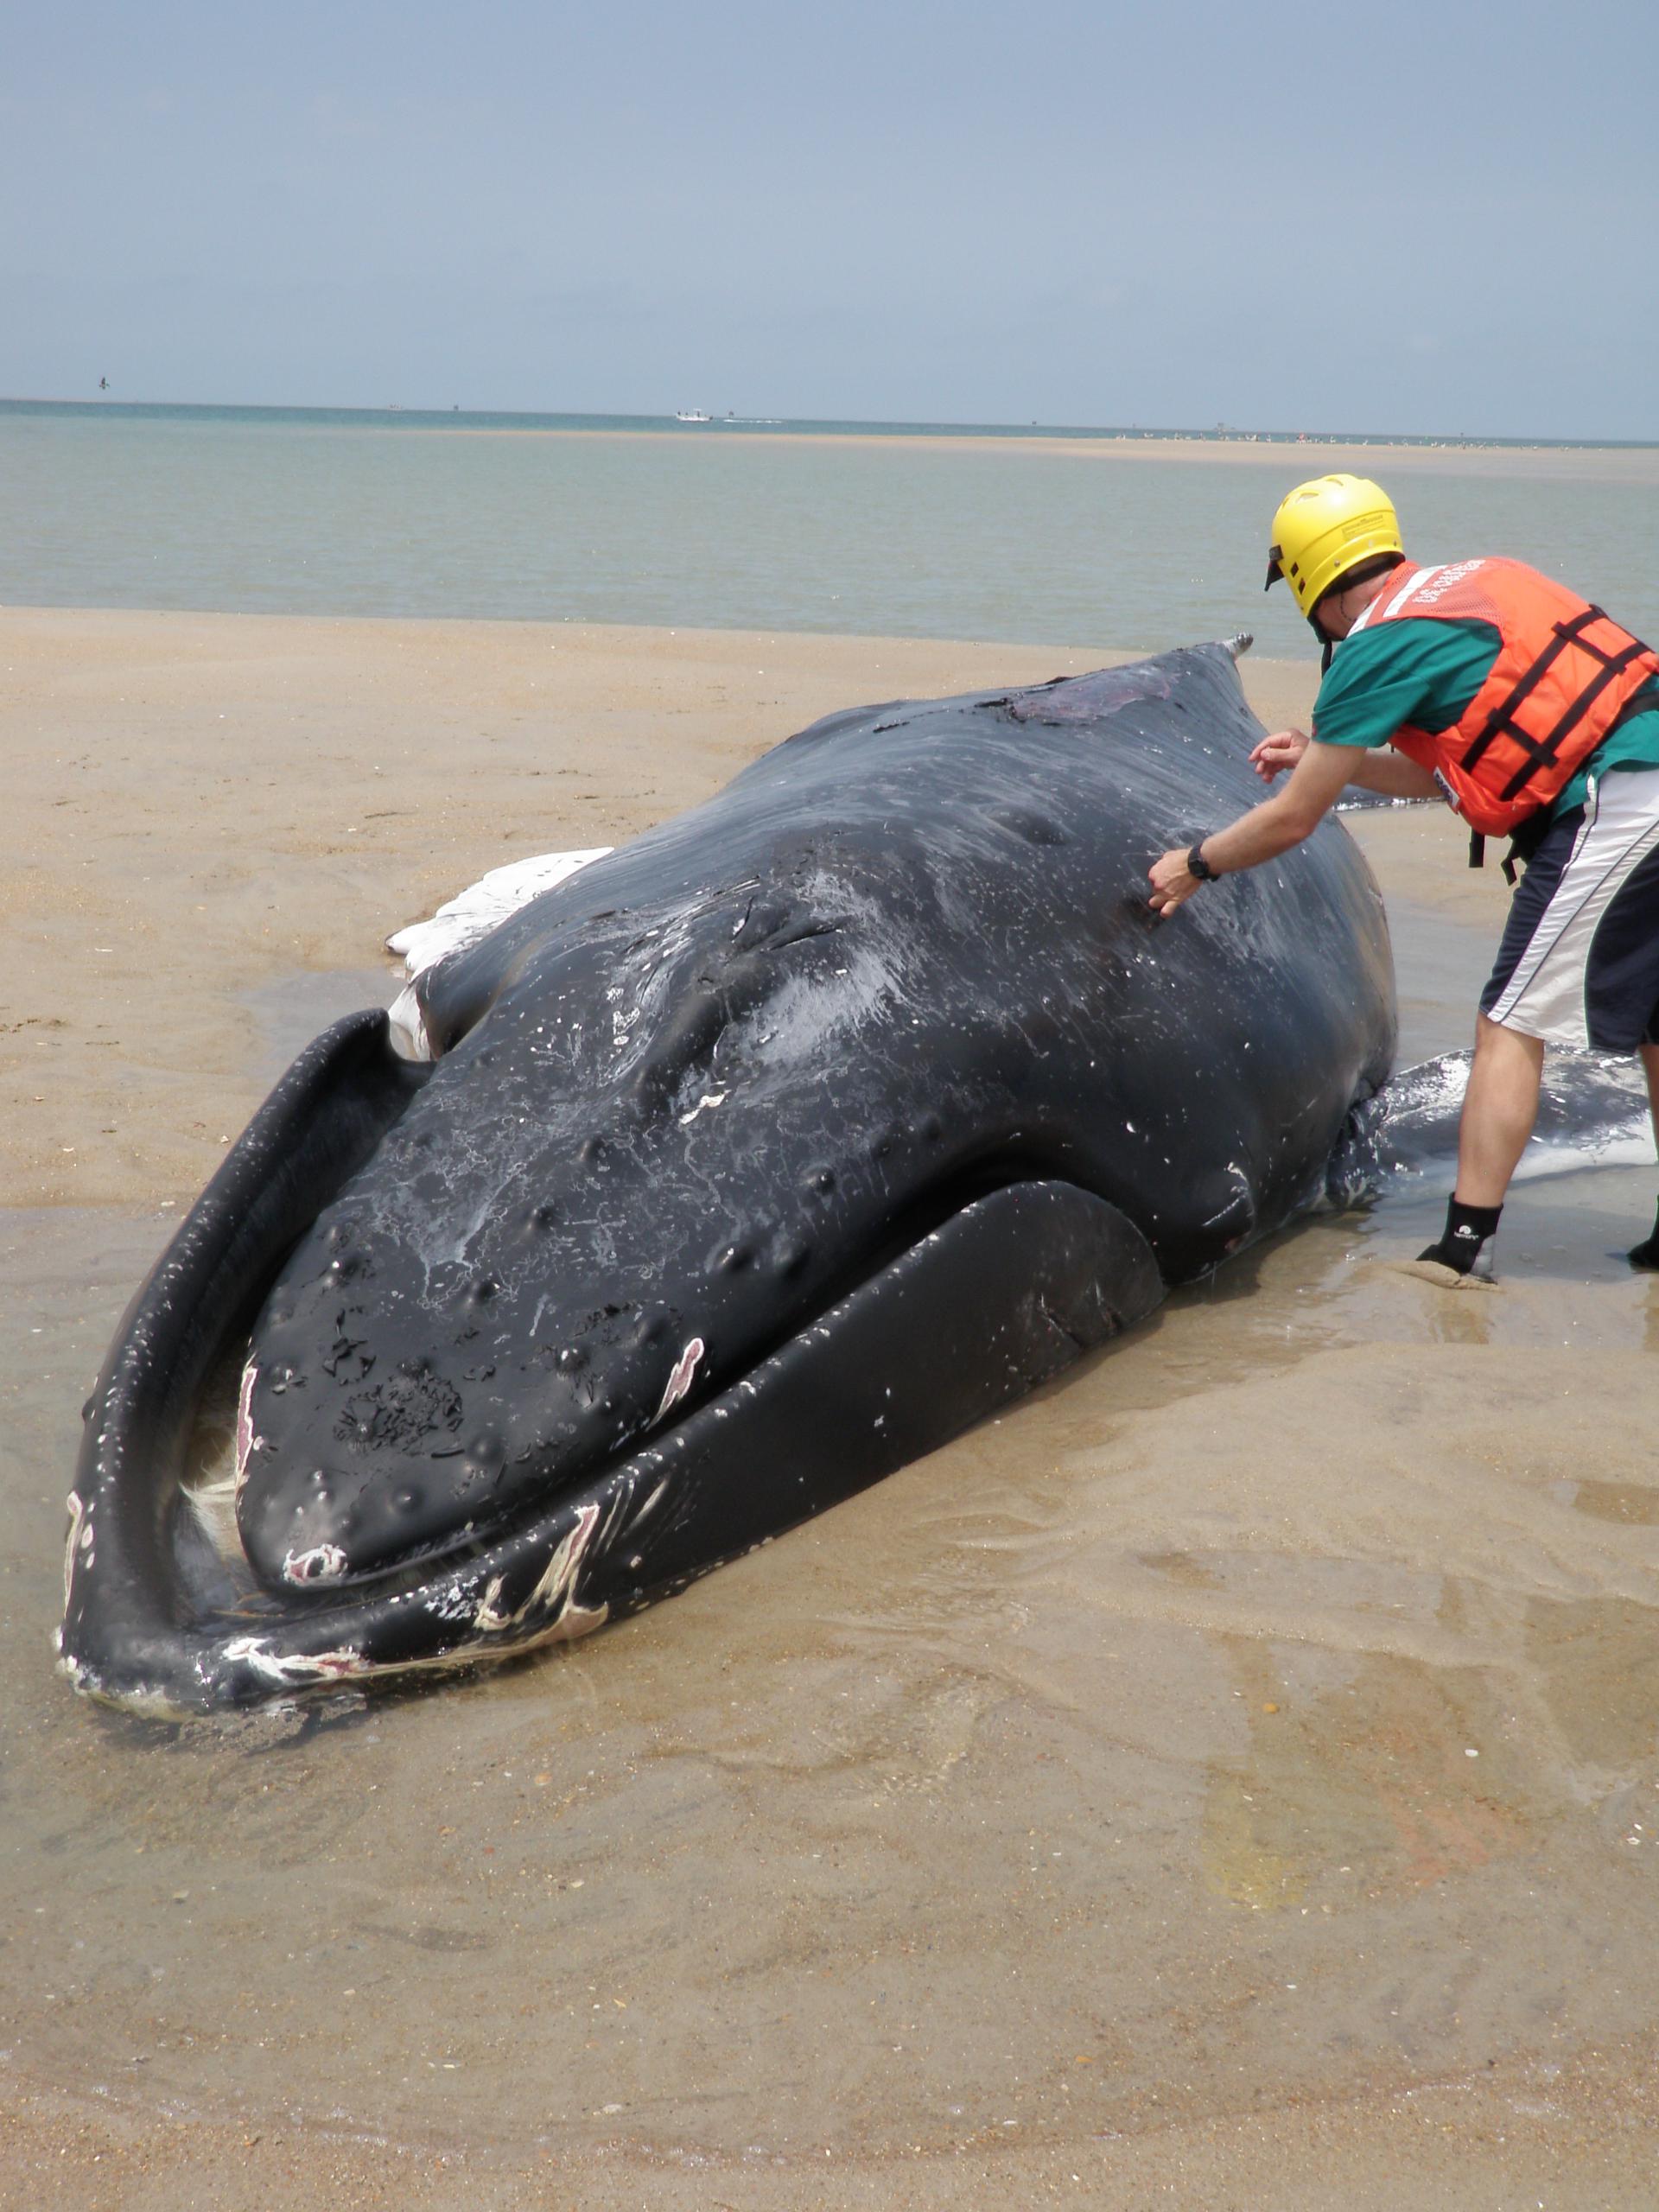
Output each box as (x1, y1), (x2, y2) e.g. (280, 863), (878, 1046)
(472, 1500), (606, 1634)
(283, 1542), (351, 1586)
(62, 1489), (89, 1611)
(652, 1338), (706, 1426)
(234, 1362), (260, 1490)
(220, 1636), (368, 1689)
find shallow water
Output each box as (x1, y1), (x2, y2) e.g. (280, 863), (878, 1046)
(5, 882), (1659, 2169)
(6, 405), (1659, 653)
(240, 966), (400, 1080)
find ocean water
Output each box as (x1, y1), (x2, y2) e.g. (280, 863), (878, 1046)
(3, 399), (1657, 654)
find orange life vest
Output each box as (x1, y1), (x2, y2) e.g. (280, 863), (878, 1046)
(1347, 556), (1659, 837)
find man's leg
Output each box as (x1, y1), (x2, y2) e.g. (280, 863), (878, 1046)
(1628, 1040), (1659, 1268)
(1458, 767), (1659, 1274)
(1415, 1014), (1544, 1276)
(1455, 1014), (1546, 1205)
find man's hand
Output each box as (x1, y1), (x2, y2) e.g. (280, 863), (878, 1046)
(1143, 739), (1357, 923)
(1249, 727), (1310, 783)
(1147, 849), (1202, 918)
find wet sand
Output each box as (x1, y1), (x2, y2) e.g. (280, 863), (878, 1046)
(6, 609), (1659, 2209)
(419, 427), (1659, 492)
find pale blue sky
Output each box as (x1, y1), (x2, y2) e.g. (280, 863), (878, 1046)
(3, 0), (1655, 438)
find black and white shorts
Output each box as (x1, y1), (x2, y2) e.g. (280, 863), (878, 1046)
(1481, 767), (1659, 1051)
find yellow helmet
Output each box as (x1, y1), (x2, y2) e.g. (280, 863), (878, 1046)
(1264, 474), (1403, 616)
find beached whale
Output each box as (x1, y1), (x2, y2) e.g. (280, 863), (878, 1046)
(60, 639), (1400, 1717)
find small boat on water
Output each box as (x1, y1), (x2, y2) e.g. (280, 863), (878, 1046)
(675, 409), (713, 423)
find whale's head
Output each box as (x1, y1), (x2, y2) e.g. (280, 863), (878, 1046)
(232, 833), (1026, 1592)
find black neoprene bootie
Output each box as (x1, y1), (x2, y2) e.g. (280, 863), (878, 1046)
(1630, 1198), (1659, 1269)
(1418, 1196), (1503, 1278)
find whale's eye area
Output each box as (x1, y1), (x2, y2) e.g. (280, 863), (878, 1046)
(989, 806), (1068, 847)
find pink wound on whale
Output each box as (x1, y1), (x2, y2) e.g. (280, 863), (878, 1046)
(652, 1338), (706, 1426)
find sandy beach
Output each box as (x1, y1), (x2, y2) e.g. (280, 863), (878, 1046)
(7, 608), (1659, 2209)
(390, 426), (1659, 490)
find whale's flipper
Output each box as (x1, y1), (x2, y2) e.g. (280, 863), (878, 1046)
(1328, 1048), (1656, 1205)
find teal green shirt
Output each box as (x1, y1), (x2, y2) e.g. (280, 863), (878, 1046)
(1310, 616), (1659, 820)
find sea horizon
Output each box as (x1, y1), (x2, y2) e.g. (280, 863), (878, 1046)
(3, 394), (1656, 453)
(7, 397), (1657, 652)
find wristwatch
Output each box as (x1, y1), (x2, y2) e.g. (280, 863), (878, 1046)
(1186, 841), (1218, 882)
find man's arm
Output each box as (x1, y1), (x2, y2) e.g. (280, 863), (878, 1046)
(1344, 749), (1441, 799)
(1251, 726), (1440, 799)
(1147, 740), (1357, 917)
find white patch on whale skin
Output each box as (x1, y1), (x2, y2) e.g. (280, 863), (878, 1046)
(386, 849), (614, 981)
(62, 1491), (89, 1610)
(472, 1501), (605, 1637)
(652, 1338), (706, 1426)
(233, 1362), (262, 1491)
(627, 1475), (671, 1530)
(678, 1090), (728, 1126)
(387, 982), (435, 1061)
(384, 847), (616, 1058)
(282, 1543), (350, 1586)
(221, 1637), (366, 1688)
(472, 1575), (513, 1632)
(509, 1598), (610, 1651)
(524, 1501), (607, 1624)
(423, 1575), (490, 1626)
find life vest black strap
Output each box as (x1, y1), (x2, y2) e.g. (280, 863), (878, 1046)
(1460, 606), (1654, 804)
(1494, 634), (1649, 802)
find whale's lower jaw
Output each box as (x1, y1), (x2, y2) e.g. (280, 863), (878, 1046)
(60, 1082), (1163, 1715)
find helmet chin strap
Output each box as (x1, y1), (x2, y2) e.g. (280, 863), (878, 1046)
(1310, 610), (1334, 675)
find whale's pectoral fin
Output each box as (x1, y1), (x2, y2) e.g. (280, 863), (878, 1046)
(608, 1181), (1164, 1593)
(1326, 1048), (1656, 1206)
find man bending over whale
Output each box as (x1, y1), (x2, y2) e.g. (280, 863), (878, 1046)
(1147, 472), (1659, 1280)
